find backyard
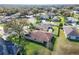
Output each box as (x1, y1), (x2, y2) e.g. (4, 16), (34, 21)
(8, 35), (51, 55)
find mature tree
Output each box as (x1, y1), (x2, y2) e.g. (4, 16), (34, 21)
(4, 19), (29, 44)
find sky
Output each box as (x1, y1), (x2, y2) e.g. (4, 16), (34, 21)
(0, 0), (78, 4)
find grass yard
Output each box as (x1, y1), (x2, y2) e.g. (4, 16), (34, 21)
(59, 16), (65, 24)
(8, 35), (51, 55)
(7, 25), (79, 55)
(74, 14), (79, 19)
(52, 26), (58, 36)
(26, 41), (51, 55)
(52, 29), (79, 55)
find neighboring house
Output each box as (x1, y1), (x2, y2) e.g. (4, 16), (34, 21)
(73, 7), (79, 14)
(52, 16), (60, 22)
(66, 17), (78, 26)
(47, 12), (55, 19)
(73, 10), (79, 14)
(51, 7), (57, 10)
(40, 15), (49, 20)
(0, 38), (21, 55)
(63, 26), (79, 40)
(25, 15), (33, 18)
(24, 30), (53, 47)
(1, 16), (12, 23)
(41, 20), (47, 23)
(27, 17), (36, 24)
(8, 13), (21, 19)
(35, 23), (53, 31)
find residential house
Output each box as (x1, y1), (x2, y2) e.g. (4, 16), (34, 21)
(24, 30), (53, 47)
(47, 12), (55, 19)
(0, 38), (21, 55)
(63, 26), (79, 40)
(66, 17), (78, 26)
(1, 16), (12, 23)
(52, 16), (60, 22)
(27, 16), (36, 24)
(73, 7), (79, 14)
(40, 14), (49, 20)
(73, 10), (79, 14)
(10, 13), (21, 19)
(35, 23), (53, 32)
(51, 7), (57, 11)
(41, 20), (47, 23)
(25, 15), (33, 18)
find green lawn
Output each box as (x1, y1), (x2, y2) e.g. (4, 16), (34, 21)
(59, 16), (65, 25)
(26, 42), (50, 55)
(0, 23), (5, 27)
(52, 26), (58, 36)
(52, 29), (79, 55)
(74, 14), (79, 19)
(8, 35), (51, 55)
(7, 21), (79, 55)
(7, 28), (79, 55)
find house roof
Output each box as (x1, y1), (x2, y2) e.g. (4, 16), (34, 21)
(69, 28), (79, 37)
(40, 15), (49, 20)
(67, 17), (77, 23)
(52, 16), (60, 22)
(63, 26), (79, 37)
(36, 23), (52, 31)
(0, 38), (21, 55)
(30, 30), (53, 42)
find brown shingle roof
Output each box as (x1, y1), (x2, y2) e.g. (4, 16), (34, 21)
(30, 30), (53, 42)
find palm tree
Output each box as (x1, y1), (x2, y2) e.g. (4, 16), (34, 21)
(58, 23), (63, 36)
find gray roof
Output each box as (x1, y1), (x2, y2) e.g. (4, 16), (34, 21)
(52, 16), (60, 22)
(40, 15), (49, 20)
(36, 23), (52, 31)
(0, 38), (21, 55)
(63, 26), (79, 37)
(67, 17), (77, 22)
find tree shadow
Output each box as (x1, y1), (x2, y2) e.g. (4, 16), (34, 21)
(24, 39), (45, 47)
(49, 36), (57, 51)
